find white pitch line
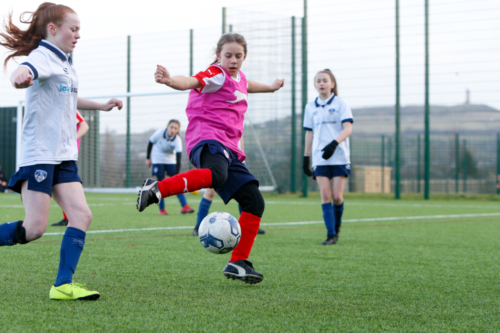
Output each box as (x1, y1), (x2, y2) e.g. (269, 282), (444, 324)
(0, 203), (126, 209)
(263, 201), (500, 210)
(2, 198), (500, 210)
(261, 212), (500, 226)
(41, 212), (500, 237)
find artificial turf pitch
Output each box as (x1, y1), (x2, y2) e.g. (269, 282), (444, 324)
(0, 192), (499, 332)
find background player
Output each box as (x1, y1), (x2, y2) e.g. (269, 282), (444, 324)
(137, 33), (284, 284)
(303, 69), (353, 245)
(0, 3), (123, 300)
(52, 109), (88, 226)
(146, 119), (195, 215)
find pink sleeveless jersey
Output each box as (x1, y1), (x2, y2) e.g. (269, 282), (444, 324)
(185, 65), (248, 161)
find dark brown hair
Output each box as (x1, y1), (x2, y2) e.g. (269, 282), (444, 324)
(167, 119), (180, 128)
(211, 33), (248, 65)
(0, 2), (76, 68)
(315, 69), (338, 96)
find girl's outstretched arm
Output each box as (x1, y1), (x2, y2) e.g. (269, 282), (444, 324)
(77, 97), (123, 111)
(247, 79), (285, 93)
(155, 65), (202, 91)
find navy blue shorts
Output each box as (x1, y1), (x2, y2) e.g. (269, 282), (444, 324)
(152, 164), (176, 178)
(7, 161), (82, 196)
(190, 140), (258, 204)
(313, 165), (351, 179)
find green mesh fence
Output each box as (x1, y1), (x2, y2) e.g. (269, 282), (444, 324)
(1, 1), (499, 195)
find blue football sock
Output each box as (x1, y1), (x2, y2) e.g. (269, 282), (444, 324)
(177, 194), (188, 207)
(334, 202), (344, 234)
(0, 221), (20, 246)
(238, 204), (242, 215)
(159, 198), (165, 210)
(54, 227), (86, 287)
(195, 197), (212, 228)
(322, 203), (335, 236)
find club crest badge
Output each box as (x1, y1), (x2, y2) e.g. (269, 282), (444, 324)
(34, 170), (48, 183)
(328, 108), (336, 115)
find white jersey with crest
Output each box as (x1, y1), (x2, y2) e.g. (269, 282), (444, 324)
(303, 94), (354, 168)
(18, 40), (78, 167)
(149, 129), (183, 164)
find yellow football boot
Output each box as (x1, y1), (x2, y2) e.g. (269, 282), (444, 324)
(49, 283), (100, 300)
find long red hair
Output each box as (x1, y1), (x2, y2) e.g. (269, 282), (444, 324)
(0, 2), (76, 68)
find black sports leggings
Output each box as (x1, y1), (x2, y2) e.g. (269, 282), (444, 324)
(200, 148), (265, 217)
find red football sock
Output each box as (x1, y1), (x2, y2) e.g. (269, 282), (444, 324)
(157, 169), (212, 198)
(63, 211), (68, 221)
(230, 212), (261, 262)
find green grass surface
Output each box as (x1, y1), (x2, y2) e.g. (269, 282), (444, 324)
(1, 192), (499, 332)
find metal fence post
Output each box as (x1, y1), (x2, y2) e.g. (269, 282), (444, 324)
(291, 16), (297, 193)
(189, 30), (193, 76)
(395, 0), (401, 199)
(125, 35), (131, 187)
(497, 133), (500, 194)
(455, 133), (459, 193)
(301, 8), (308, 198)
(417, 134), (421, 193)
(381, 135), (385, 193)
(188, 29), (194, 171)
(463, 139), (467, 193)
(349, 137), (354, 192)
(424, 0), (430, 200)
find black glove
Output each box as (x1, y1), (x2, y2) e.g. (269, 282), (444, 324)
(303, 156), (313, 177)
(321, 140), (339, 160)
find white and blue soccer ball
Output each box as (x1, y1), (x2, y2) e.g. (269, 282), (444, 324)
(199, 212), (241, 254)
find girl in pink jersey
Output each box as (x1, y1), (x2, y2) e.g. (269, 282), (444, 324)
(137, 33), (284, 284)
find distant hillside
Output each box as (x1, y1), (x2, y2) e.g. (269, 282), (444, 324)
(350, 103), (500, 135)
(94, 103), (500, 190)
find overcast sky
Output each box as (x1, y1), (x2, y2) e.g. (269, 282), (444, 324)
(1, 0), (499, 133)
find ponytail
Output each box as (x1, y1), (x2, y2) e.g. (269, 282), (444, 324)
(0, 2), (75, 69)
(167, 119), (181, 128)
(316, 69), (338, 96)
(211, 33), (247, 65)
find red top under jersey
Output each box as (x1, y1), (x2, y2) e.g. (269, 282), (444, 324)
(76, 110), (85, 150)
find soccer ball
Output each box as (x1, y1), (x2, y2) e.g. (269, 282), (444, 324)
(199, 212), (241, 254)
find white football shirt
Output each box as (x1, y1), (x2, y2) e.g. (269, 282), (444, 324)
(149, 129), (183, 164)
(303, 94), (354, 168)
(18, 40), (79, 167)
